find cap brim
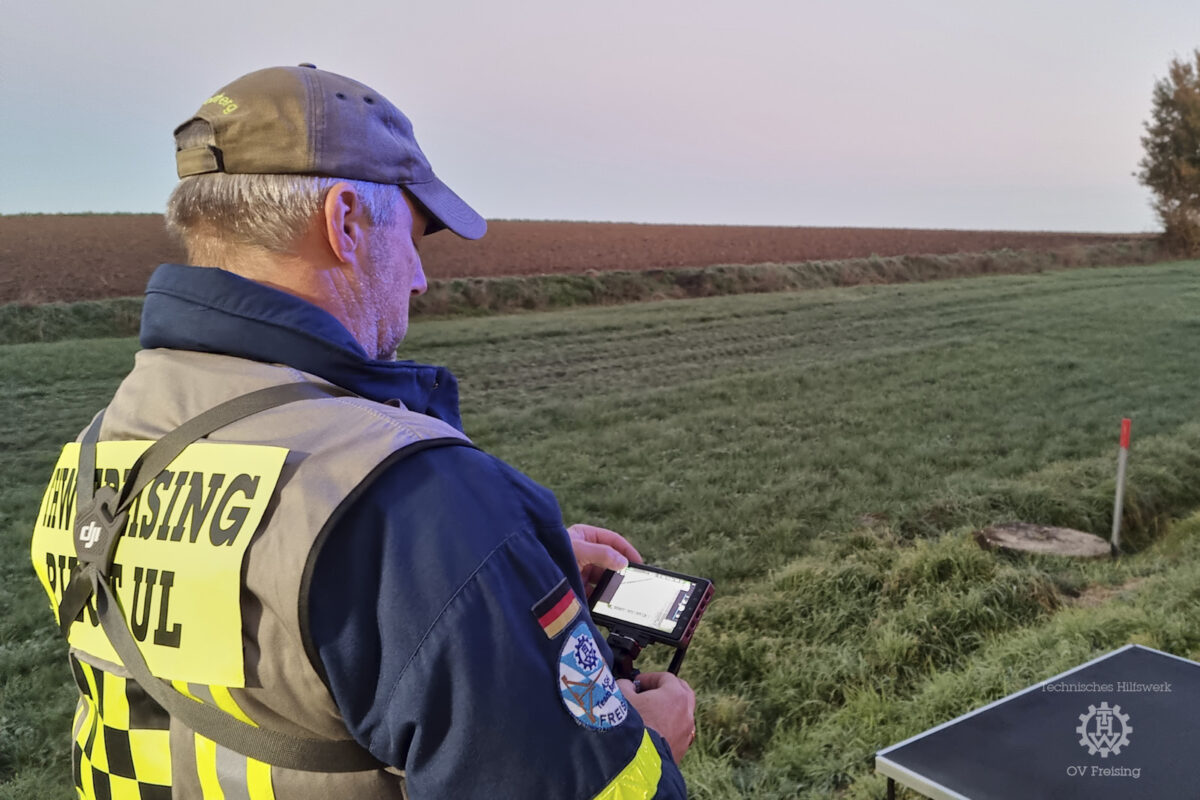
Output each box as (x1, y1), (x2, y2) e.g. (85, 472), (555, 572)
(406, 177), (487, 240)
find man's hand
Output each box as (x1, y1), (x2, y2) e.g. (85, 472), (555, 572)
(617, 672), (697, 764)
(567, 523), (642, 595)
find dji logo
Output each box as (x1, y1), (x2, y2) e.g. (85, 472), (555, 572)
(78, 522), (102, 549)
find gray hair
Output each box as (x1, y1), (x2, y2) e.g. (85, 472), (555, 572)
(165, 120), (405, 260)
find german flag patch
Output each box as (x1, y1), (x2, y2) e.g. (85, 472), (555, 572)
(533, 578), (582, 639)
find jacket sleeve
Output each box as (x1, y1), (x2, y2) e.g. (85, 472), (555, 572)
(305, 445), (688, 799)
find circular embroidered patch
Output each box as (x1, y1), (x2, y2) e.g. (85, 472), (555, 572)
(558, 621), (629, 730)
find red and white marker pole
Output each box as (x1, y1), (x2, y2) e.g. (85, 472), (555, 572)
(1111, 418), (1132, 557)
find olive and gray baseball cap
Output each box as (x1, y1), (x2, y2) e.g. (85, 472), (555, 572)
(173, 64), (486, 239)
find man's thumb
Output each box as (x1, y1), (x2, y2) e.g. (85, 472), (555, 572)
(576, 541), (629, 571)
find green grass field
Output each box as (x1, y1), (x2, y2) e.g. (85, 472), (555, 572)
(3, 260), (1200, 798)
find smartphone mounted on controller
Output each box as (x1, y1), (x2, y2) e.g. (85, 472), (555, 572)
(588, 563), (714, 680)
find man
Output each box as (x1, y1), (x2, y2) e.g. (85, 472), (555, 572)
(30, 64), (694, 798)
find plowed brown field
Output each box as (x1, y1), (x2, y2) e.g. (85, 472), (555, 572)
(0, 214), (1150, 305)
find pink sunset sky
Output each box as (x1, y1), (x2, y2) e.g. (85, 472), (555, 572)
(2, 0), (1197, 231)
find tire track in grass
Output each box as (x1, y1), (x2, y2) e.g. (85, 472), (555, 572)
(407, 264), (1197, 410)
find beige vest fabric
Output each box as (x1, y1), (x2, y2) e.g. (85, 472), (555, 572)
(75, 348), (469, 798)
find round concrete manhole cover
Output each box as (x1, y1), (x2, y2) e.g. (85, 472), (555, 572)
(973, 522), (1111, 558)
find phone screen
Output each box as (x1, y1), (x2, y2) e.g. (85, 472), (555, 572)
(591, 565), (697, 634)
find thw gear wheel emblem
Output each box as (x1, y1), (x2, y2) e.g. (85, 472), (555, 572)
(1076, 702), (1132, 757)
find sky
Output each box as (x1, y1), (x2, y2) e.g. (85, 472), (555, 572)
(2, 1), (1198, 232)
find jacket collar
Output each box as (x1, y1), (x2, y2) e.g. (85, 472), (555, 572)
(139, 263), (463, 431)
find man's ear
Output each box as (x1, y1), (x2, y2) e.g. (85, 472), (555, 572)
(322, 182), (367, 264)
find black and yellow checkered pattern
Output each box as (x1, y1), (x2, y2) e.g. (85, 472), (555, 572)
(70, 655), (173, 800)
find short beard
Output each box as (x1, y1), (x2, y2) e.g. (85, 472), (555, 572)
(361, 224), (410, 361)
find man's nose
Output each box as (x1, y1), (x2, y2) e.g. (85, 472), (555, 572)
(412, 261), (428, 296)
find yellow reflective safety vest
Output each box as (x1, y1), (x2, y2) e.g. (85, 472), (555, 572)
(31, 349), (469, 799)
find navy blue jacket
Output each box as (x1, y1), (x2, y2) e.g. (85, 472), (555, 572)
(140, 264), (687, 799)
